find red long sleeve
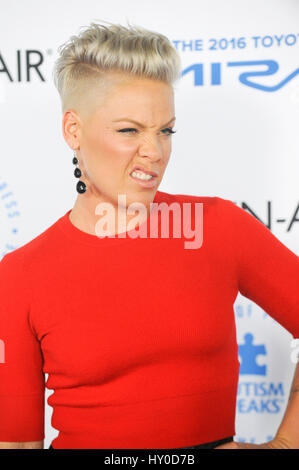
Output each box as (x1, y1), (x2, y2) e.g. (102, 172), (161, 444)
(0, 190), (298, 448)
(0, 251), (45, 442)
(220, 198), (299, 339)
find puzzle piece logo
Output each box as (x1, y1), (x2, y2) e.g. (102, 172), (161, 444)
(238, 333), (267, 375)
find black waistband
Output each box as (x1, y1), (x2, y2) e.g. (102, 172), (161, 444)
(172, 436), (234, 449)
(49, 436), (234, 450)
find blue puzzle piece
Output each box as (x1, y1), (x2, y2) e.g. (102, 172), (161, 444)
(238, 333), (266, 375)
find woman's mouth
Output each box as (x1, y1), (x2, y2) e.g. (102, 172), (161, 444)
(129, 170), (158, 188)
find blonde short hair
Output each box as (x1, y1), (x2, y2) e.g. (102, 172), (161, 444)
(52, 19), (182, 115)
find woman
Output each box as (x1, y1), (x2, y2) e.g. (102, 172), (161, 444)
(0, 20), (298, 450)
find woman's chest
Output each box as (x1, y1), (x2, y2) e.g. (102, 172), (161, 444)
(32, 240), (238, 380)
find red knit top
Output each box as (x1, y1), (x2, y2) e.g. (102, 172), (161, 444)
(0, 191), (298, 449)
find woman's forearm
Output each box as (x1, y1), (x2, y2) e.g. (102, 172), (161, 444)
(0, 440), (43, 449)
(275, 360), (299, 448)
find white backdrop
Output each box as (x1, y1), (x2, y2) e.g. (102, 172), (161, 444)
(0, 0), (298, 447)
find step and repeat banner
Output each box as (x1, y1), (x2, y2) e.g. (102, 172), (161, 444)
(0, 0), (298, 448)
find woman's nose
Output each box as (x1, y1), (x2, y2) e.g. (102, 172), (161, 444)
(137, 138), (164, 161)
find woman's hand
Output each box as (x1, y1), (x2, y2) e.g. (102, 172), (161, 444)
(214, 435), (293, 449)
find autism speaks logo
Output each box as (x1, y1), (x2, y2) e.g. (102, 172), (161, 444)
(237, 332), (285, 414)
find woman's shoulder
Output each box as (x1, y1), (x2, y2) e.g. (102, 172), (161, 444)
(157, 190), (236, 210)
(0, 211), (67, 272)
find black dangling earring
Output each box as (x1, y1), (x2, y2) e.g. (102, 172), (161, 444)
(72, 152), (87, 194)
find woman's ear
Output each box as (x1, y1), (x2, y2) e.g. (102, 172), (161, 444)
(62, 109), (81, 150)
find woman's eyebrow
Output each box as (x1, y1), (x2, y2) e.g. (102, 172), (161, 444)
(112, 117), (176, 128)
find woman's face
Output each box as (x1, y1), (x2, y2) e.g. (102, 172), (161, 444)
(65, 72), (175, 211)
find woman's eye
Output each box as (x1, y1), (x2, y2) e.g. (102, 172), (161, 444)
(117, 128), (177, 136)
(118, 128), (137, 133)
(162, 128), (177, 135)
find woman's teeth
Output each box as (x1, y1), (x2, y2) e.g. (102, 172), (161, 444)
(131, 170), (154, 181)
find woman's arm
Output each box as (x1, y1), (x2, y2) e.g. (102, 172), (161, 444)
(215, 199), (299, 449)
(215, 362), (299, 448)
(0, 253), (45, 446)
(274, 360), (299, 448)
(0, 440), (44, 449)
